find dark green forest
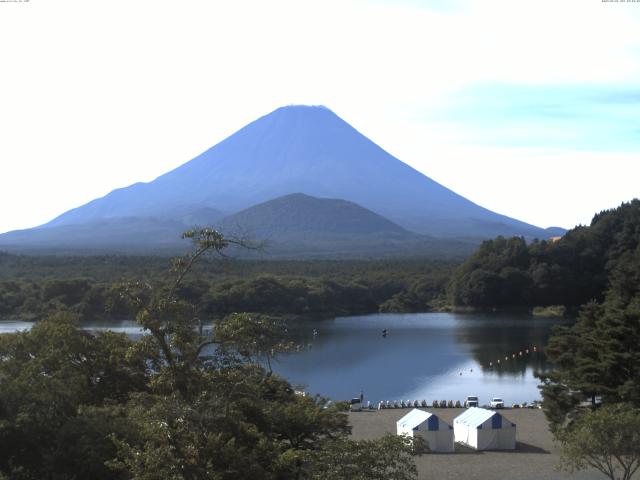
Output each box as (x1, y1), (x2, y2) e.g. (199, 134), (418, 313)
(0, 254), (454, 322)
(449, 200), (640, 310)
(537, 200), (640, 416)
(533, 203), (640, 478)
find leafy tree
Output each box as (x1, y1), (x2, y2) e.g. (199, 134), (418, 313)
(539, 297), (640, 431)
(0, 313), (147, 479)
(303, 435), (421, 480)
(557, 404), (640, 480)
(538, 204), (640, 480)
(449, 200), (640, 310)
(214, 312), (294, 374)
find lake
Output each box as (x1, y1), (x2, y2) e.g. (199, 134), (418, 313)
(0, 312), (564, 406)
(276, 312), (564, 406)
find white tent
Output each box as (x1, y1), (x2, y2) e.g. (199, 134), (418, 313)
(396, 409), (454, 453)
(453, 407), (516, 450)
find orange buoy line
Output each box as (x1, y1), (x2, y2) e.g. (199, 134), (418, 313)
(482, 345), (539, 369)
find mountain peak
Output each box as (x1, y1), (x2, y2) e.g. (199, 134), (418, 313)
(272, 104), (333, 113)
(255, 104), (345, 132)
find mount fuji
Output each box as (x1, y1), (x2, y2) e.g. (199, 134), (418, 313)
(0, 105), (562, 255)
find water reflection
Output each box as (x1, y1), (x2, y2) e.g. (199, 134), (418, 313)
(451, 313), (560, 377)
(274, 313), (568, 405)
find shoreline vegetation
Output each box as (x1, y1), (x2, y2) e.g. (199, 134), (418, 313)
(0, 252), (578, 326)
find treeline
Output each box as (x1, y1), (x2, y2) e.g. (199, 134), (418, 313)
(449, 200), (640, 309)
(0, 256), (455, 321)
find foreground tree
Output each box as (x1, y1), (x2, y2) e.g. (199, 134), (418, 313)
(538, 232), (640, 479)
(538, 293), (640, 430)
(304, 435), (421, 480)
(110, 228), (423, 479)
(0, 313), (147, 479)
(557, 404), (640, 480)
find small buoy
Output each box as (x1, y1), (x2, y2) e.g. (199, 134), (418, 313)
(489, 362), (493, 367)
(526, 349), (529, 354)
(505, 356), (509, 361)
(512, 354), (516, 358)
(470, 368), (473, 373)
(519, 351), (522, 356)
(459, 371), (462, 376)
(497, 359), (501, 364)
(533, 346), (537, 352)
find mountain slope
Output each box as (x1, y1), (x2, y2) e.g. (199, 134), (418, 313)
(215, 193), (474, 258)
(41, 105), (557, 239)
(218, 193), (409, 238)
(0, 217), (190, 254)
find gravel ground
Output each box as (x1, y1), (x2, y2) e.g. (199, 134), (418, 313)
(348, 408), (612, 480)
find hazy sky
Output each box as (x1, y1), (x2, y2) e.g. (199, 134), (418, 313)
(1, 0), (639, 234)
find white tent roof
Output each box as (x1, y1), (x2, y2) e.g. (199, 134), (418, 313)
(454, 407), (497, 428)
(397, 409), (432, 430)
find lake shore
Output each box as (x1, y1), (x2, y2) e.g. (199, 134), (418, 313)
(348, 408), (605, 480)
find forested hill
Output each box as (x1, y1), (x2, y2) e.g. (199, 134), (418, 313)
(448, 200), (640, 309)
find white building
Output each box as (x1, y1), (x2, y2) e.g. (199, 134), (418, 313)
(453, 407), (516, 450)
(396, 409), (454, 453)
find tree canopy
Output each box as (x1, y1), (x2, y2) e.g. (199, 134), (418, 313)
(534, 203), (640, 480)
(449, 200), (640, 310)
(557, 404), (640, 480)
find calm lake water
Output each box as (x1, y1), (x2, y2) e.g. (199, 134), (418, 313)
(0, 312), (565, 405)
(276, 312), (565, 406)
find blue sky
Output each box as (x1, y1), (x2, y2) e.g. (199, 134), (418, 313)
(420, 83), (640, 151)
(0, 0), (638, 233)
